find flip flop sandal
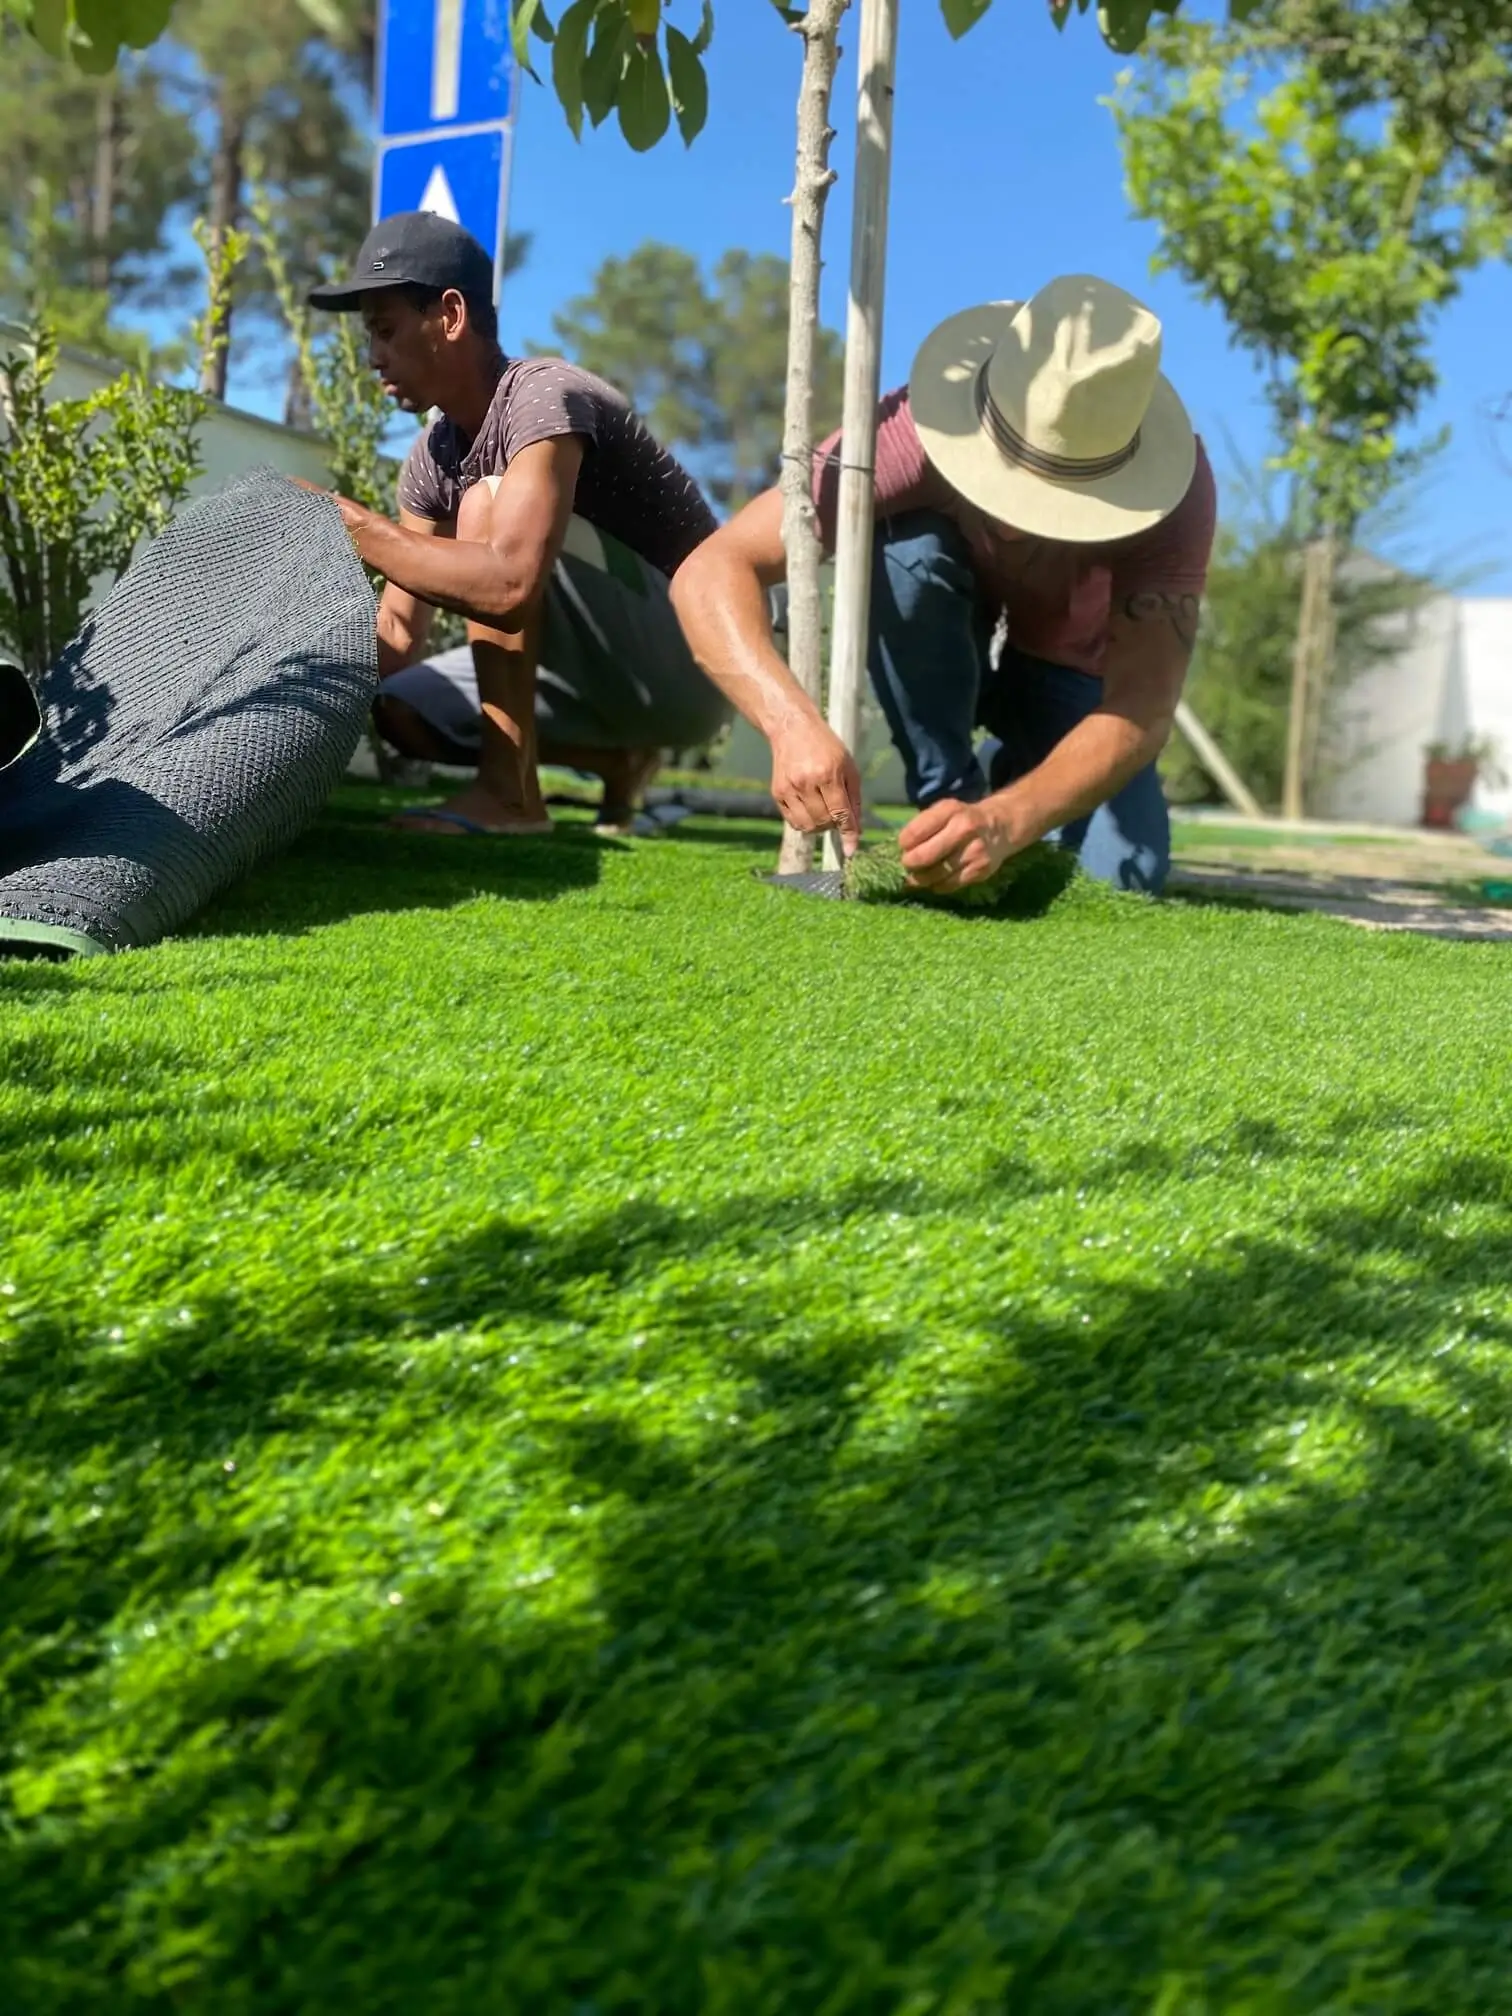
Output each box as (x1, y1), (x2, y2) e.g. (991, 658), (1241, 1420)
(389, 807), (554, 837)
(594, 801), (695, 839)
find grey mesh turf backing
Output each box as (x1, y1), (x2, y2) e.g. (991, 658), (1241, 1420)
(764, 869), (847, 900)
(0, 469), (378, 956)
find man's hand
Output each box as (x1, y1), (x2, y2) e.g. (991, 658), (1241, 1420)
(770, 718), (864, 856)
(330, 493), (370, 537)
(290, 476), (369, 537)
(289, 476), (374, 542)
(899, 795), (1019, 892)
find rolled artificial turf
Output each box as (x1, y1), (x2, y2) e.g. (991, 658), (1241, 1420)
(0, 472), (376, 956)
(4, 788), (1512, 2011)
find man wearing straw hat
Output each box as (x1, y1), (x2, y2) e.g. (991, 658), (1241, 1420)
(671, 274), (1217, 893)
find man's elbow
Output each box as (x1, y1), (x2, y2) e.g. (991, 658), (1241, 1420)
(1103, 700), (1176, 770)
(477, 555), (544, 632)
(1144, 707), (1178, 757)
(669, 540), (714, 622)
(671, 524), (776, 621)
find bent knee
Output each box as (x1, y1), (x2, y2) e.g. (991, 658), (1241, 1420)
(456, 473), (502, 540)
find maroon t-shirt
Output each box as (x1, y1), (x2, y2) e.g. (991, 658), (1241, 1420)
(813, 387), (1217, 676)
(398, 355), (717, 578)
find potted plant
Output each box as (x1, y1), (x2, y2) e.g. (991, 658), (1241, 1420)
(1422, 735), (1505, 828)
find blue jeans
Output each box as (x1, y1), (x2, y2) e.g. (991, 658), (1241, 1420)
(867, 511), (1170, 894)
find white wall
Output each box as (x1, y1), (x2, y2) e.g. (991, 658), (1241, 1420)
(1313, 593), (1512, 827)
(1455, 600), (1512, 820)
(1313, 591), (1458, 827)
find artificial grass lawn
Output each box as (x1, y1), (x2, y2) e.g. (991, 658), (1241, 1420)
(5, 784), (1512, 2012)
(1167, 819), (1404, 853)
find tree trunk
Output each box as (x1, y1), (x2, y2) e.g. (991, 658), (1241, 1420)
(199, 97), (247, 400)
(1300, 530), (1338, 796)
(1282, 534), (1332, 820)
(283, 350), (314, 431)
(89, 77), (119, 299)
(776, 0), (849, 876)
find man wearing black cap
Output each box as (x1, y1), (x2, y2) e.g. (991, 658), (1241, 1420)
(308, 211), (730, 835)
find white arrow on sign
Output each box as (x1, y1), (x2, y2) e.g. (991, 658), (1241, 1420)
(418, 162), (461, 223)
(431, 0), (463, 123)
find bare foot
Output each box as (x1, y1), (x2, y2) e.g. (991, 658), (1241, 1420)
(389, 782), (554, 837)
(592, 747), (663, 833)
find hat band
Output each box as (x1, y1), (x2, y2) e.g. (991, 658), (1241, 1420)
(976, 370), (1141, 484)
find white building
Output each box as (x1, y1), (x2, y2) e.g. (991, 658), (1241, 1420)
(1316, 593), (1512, 828)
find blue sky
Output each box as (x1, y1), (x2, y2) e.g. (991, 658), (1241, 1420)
(228, 0), (1512, 587)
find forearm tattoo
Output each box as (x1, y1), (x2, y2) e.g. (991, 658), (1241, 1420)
(1122, 589), (1202, 653)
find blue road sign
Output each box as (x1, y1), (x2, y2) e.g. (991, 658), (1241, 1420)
(377, 128), (509, 268)
(379, 0), (515, 139)
(375, 0), (519, 297)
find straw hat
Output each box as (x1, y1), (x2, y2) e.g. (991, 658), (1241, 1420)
(909, 274), (1196, 544)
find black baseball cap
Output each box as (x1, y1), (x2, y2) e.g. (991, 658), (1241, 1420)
(308, 211), (494, 312)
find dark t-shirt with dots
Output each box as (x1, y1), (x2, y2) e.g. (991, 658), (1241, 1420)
(396, 356), (717, 578)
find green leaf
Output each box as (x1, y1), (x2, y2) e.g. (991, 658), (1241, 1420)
(102, 0), (174, 45)
(617, 36), (670, 151)
(294, 0), (347, 32)
(553, 0), (599, 139)
(941, 0), (991, 37)
(1098, 0), (1154, 54)
(766, 1), (804, 23)
(532, 0), (556, 39)
(28, 0), (72, 57)
(512, 0), (544, 67)
(581, 5), (633, 129)
(71, 27), (121, 68)
(690, 0), (713, 55)
(71, 0), (147, 65)
(665, 27), (707, 145)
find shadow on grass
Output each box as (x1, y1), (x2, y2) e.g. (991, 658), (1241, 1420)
(1167, 883), (1324, 921)
(6, 1127), (1512, 2005)
(0, 959), (95, 999)
(188, 805), (619, 942)
(659, 818), (787, 849)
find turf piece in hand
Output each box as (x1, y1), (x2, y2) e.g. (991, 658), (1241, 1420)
(843, 835), (1085, 915)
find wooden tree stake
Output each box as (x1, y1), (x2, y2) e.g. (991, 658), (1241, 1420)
(1283, 533), (1332, 820)
(821, 0), (897, 873)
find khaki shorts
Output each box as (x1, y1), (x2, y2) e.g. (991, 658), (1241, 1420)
(383, 512), (730, 756)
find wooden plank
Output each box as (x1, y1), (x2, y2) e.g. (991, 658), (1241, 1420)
(1174, 699), (1264, 817)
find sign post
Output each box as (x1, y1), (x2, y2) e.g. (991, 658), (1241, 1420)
(375, 0), (519, 302)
